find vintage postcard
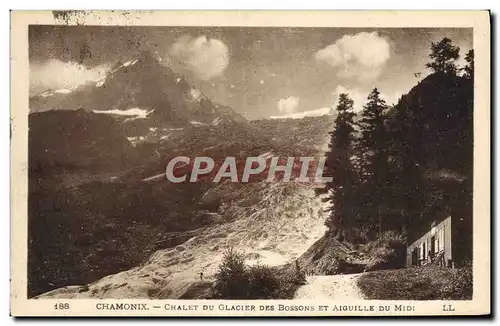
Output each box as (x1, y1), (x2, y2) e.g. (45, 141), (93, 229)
(10, 10), (490, 317)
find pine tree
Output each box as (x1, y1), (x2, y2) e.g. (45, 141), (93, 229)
(463, 49), (474, 80)
(324, 93), (357, 240)
(357, 88), (390, 233)
(387, 96), (425, 234)
(358, 88), (389, 180)
(425, 37), (460, 75)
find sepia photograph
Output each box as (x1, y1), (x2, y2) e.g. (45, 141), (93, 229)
(10, 10), (490, 316)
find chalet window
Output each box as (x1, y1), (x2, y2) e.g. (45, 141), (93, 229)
(418, 243), (423, 263)
(423, 241), (426, 260)
(412, 248), (418, 266)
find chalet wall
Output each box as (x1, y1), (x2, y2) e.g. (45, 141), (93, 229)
(406, 216), (452, 266)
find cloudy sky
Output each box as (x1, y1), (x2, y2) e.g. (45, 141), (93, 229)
(29, 26), (472, 119)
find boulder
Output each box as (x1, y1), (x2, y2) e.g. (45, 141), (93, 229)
(199, 189), (221, 212)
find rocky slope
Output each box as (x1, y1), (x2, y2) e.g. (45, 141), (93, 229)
(33, 115), (335, 298)
(29, 114), (334, 298)
(28, 50), (339, 298)
(37, 182), (329, 299)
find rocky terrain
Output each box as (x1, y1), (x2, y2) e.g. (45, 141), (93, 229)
(28, 51), (336, 298)
(37, 182), (329, 299)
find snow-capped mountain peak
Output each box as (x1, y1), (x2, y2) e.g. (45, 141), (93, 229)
(29, 50), (247, 144)
(269, 107), (333, 120)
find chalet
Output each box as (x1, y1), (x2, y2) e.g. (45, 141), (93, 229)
(406, 171), (472, 268)
(407, 216), (452, 267)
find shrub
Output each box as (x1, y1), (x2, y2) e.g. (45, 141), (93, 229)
(213, 248), (248, 299)
(247, 264), (280, 299)
(357, 266), (472, 300)
(439, 267), (472, 300)
(212, 248), (306, 299)
(363, 231), (406, 271)
(274, 264), (307, 298)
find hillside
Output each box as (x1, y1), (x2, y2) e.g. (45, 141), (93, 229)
(387, 72), (473, 174)
(357, 267), (472, 300)
(28, 40), (473, 300)
(388, 72), (473, 260)
(28, 55), (335, 297)
(30, 114), (334, 298)
(37, 182), (330, 299)
(28, 51), (250, 297)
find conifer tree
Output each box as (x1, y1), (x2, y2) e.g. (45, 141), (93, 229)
(357, 88), (390, 232)
(358, 88), (389, 180)
(425, 37), (460, 75)
(387, 94), (425, 234)
(463, 49), (474, 80)
(324, 93), (357, 239)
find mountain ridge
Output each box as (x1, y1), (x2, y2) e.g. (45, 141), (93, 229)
(29, 50), (246, 127)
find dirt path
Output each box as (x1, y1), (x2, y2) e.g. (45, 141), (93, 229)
(294, 274), (364, 300)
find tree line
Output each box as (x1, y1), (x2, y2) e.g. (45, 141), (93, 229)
(321, 38), (474, 242)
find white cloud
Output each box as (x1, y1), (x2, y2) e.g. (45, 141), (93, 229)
(332, 85), (401, 113)
(277, 96), (300, 114)
(332, 85), (367, 113)
(170, 35), (229, 80)
(379, 91), (401, 107)
(315, 32), (391, 81)
(30, 59), (110, 96)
